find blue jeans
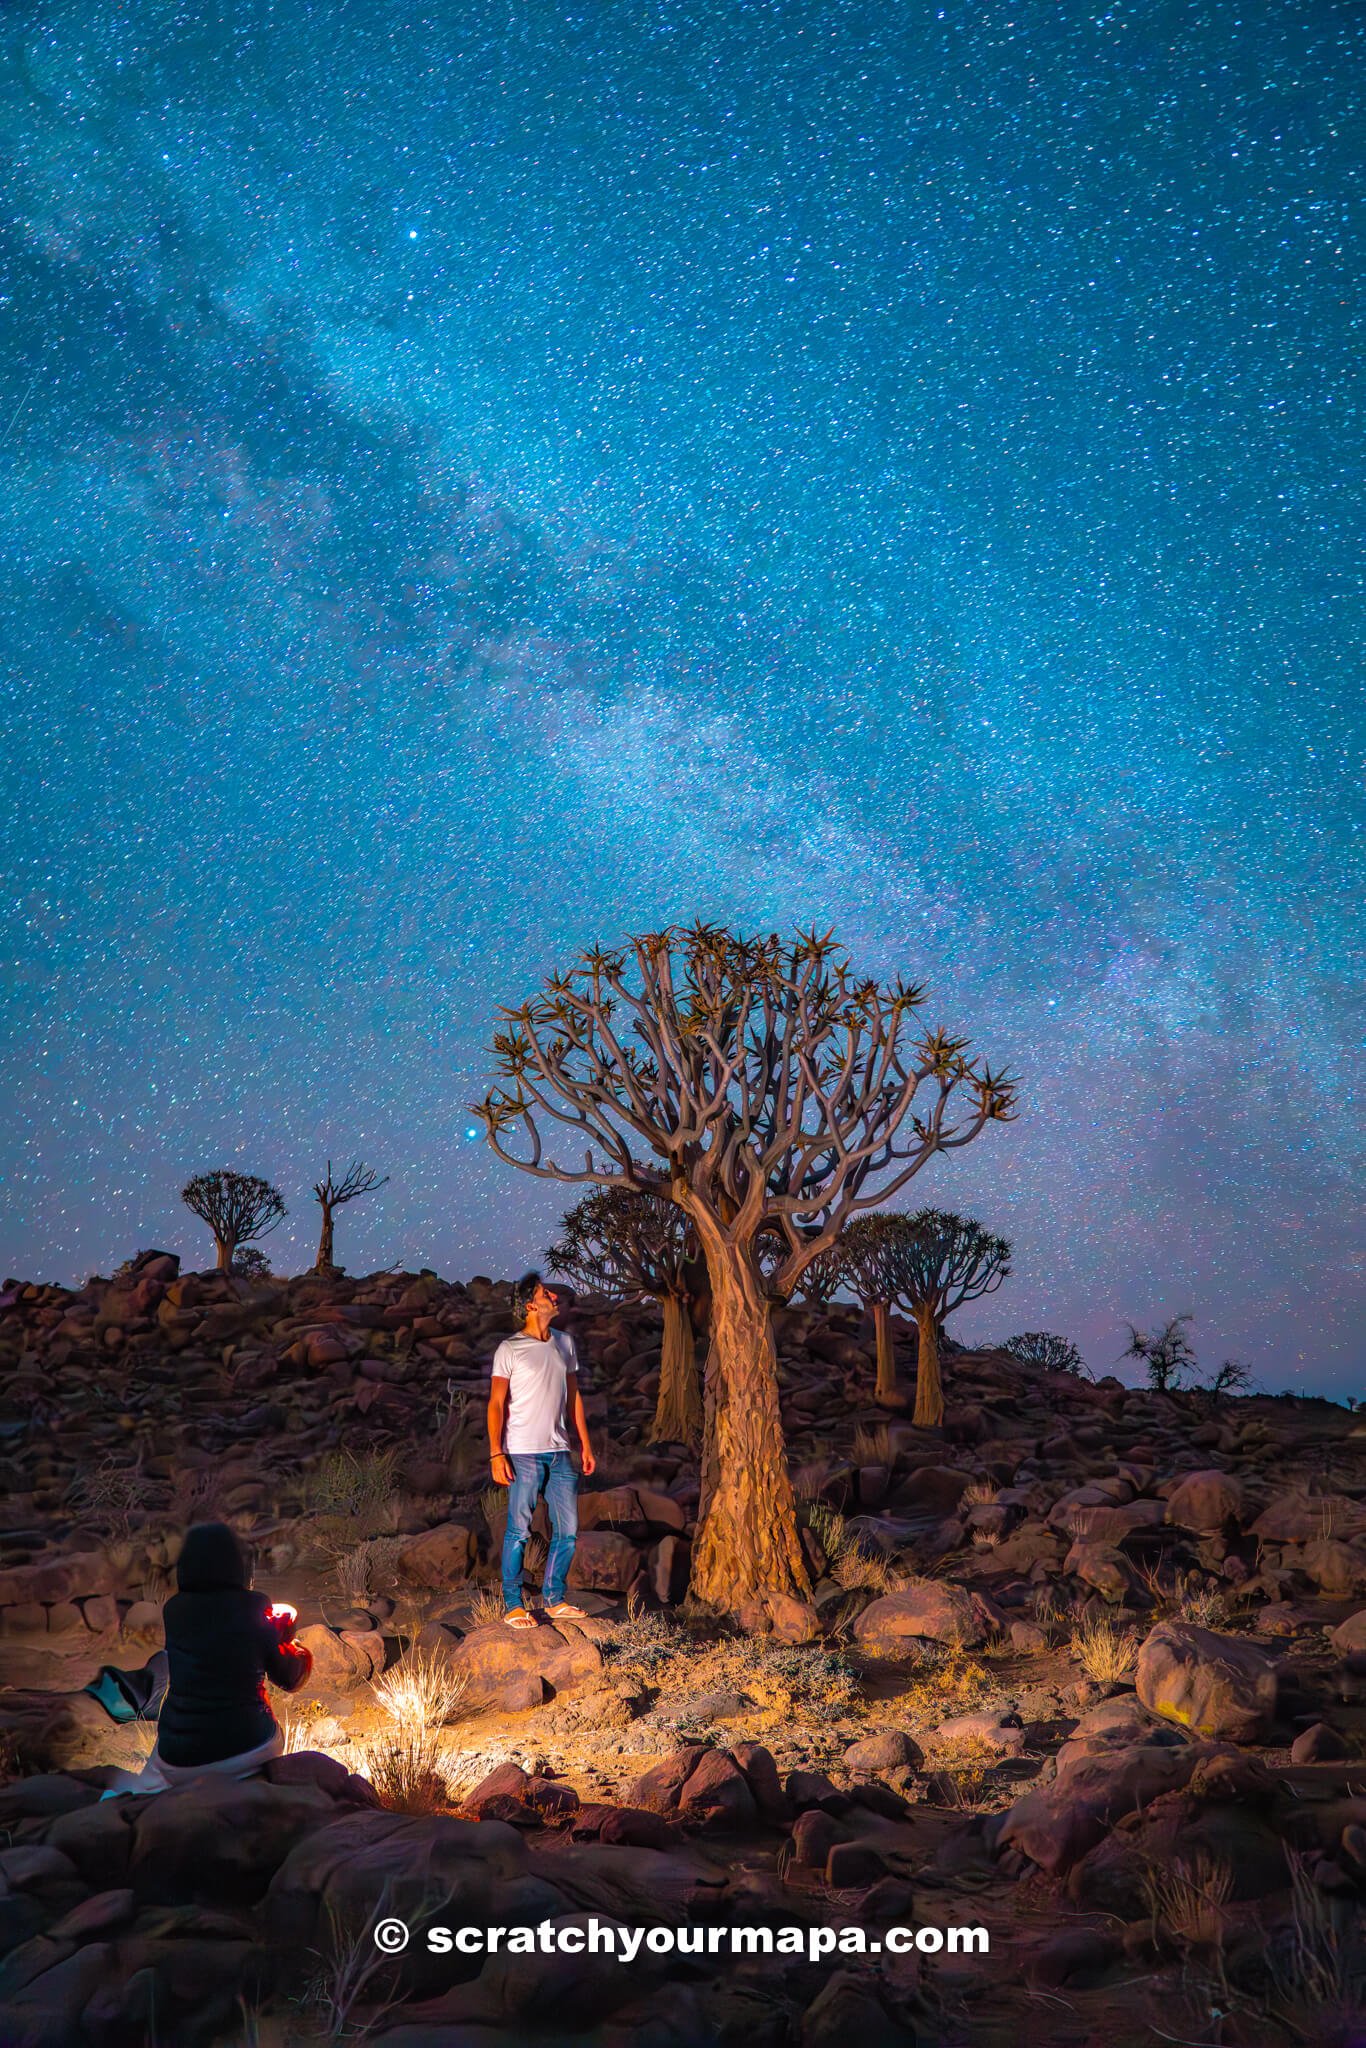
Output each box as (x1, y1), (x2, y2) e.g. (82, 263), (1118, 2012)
(501, 1452), (578, 1610)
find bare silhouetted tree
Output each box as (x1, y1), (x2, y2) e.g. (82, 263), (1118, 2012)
(181, 1171), (286, 1273)
(1206, 1357), (1254, 1402)
(472, 922), (1016, 1618)
(313, 1160), (389, 1274)
(548, 1187), (703, 1445)
(1120, 1311), (1198, 1394)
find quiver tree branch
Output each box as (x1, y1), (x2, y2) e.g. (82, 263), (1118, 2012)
(312, 1159), (389, 1274)
(473, 923), (1018, 1617)
(181, 1172), (287, 1274)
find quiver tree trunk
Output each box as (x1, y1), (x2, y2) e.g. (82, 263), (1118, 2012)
(872, 1299), (900, 1405)
(214, 1237), (233, 1273)
(913, 1300), (944, 1427)
(650, 1293), (702, 1445)
(687, 1238), (811, 1613)
(698, 1338), (721, 1520)
(315, 1205), (336, 1273)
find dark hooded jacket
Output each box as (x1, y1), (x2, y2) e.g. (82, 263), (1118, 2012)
(155, 1522), (312, 1768)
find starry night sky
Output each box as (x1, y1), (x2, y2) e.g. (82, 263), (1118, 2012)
(2, 2), (1361, 1393)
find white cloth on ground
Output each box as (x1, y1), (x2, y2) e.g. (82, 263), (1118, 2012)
(98, 1725), (284, 1800)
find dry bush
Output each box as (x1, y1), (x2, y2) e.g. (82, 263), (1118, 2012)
(1171, 1575), (1228, 1628)
(371, 1646), (467, 1731)
(923, 1732), (999, 1810)
(971, 1529), (1001, 1550)
(68, 1453), (146, 1539)
(898, 1646), (995, 1726)
(1142, 1851), (1233, 1946)
(165, 1464), (227, 1530)
(960, 1480), (997, 1508)
(1069, 1616), (1138, 1683)
(605, 1612), (859, 1733)
(303, 1448), (402, 1527)
(359, 1726), (455, 1815)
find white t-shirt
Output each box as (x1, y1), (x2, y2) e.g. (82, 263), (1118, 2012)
(491, 1328), (579, 1453)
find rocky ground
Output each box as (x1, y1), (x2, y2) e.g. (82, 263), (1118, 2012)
(1, 1251), (1364, 2046)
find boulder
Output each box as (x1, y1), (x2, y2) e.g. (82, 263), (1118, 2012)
(566, 1530), (642, 1593)
(446, 1620), (603, 1712)
(126, 1775), (342, 1906)
(1300, 1539), (1366, 1598)
(1064, 1541), (1133, 1604)
(1136, 1623), (1279, 1742)
(1165, 1469), (1243, 1532)
(395, 1522), (477, 1586)
(843, 1729), (923, 1773)
(674, 1748), (758, 1833)
(852, 1581), (983, 1651)
(994, 1737), (1203, 1875)
(295, 1624), (384, 1693)
(1329, 1609), (1366, 1656)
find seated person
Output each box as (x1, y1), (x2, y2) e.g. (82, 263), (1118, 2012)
(102, 1520), (311, 1797)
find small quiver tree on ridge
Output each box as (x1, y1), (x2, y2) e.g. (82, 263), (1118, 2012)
(840, 1212), (914, 1407)
(547, 1187), (703, 1445)
(861, 1209), (1012, 1427)
(312, 1159), (389, 1274)
(181, 1171), (286, 1274)
(472, 922), (1018, 1622)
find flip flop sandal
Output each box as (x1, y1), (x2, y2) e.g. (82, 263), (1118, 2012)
(543, 1602), (588, 1621)
(503, 1608), (537, 1629)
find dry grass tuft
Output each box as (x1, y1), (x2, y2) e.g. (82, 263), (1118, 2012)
(852, 1423), (895, 1467)
(359, 1726), (456, 1815)
(1143, 1851), (1233, 1946)
(466, 1585), (507, 1629)
(792, 1460), (837, 1502)
(898, 1646), (995, 1727)
(804, 1501), (894, 1592)
(1069, 1616), (1138, 1683)
(371, 1646), (467, 1731)
(960, 1479), (997, 1508)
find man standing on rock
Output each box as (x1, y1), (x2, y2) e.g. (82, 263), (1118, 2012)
(488, 1272), (596, 1628)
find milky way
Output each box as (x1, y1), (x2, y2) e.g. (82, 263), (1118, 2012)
(1, 1), (1360, 1393)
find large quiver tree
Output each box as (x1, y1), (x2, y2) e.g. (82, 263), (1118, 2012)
(547, 1187), (703, 1445)
(473, 924), (1017, 1620)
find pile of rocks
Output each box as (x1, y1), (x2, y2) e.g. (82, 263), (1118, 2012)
(2, 1254), (1365, 2043)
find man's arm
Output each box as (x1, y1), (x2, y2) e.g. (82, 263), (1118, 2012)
(565, 1373), (596, 1476)
(487, 1377), (512, 1485)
